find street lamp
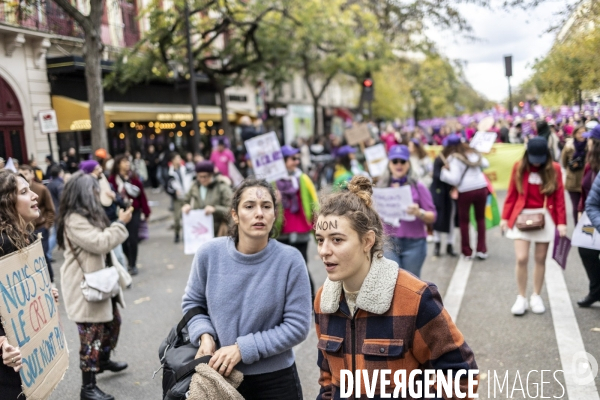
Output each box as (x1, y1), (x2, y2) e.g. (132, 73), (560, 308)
(504, 55), (513, 116)
(184, 0), (200, 151)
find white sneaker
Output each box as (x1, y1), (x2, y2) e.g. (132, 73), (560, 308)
(511, 295), (528, 316)
(530, 294), (546, 314)
(476, 252), (488, 260)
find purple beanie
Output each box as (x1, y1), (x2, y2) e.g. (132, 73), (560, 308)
(79, 160), (99, 174)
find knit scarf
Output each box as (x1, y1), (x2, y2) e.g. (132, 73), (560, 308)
(276, 171), (300, 213)
(574, 139), (587, 159)
(390, 176), (408, 186)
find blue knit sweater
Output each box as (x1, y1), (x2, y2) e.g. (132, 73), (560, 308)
(182, 237), (312, 375)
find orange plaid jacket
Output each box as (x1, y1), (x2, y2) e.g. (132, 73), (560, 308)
(315, 257), (479, 399)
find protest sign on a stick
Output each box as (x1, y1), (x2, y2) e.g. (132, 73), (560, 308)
(245, 132), (287, 182)
(344, 123), (371, 146)
(0, 240), (68, 400)
(372, 186), (415, 226)
(363, 144), (388, 178)
(469, 131), (497, 154)
(183, 210), (215, 255)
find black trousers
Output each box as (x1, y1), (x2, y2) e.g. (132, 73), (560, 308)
(147, 165), (159, 188)
(122, 208), (142, 268)
(276, 239), (314, 299)
(236, 364), (302, 400)
(34, 227), (54, 282)
(578, 247), (600, 299)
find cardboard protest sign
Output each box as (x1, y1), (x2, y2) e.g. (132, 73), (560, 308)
(469, 131), (497, 154)
(245, 132), (287, 182)
(372, 186), (415, 227)
(344, 123), (371, 146)
(183, 210), (215, 255)
(363, 144), (388, 178)
(0, 240), (68, 400)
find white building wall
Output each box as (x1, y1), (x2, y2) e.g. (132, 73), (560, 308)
(0, 31), (56, 169)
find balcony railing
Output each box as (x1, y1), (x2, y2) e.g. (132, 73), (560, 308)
(0, 1), (83, 38)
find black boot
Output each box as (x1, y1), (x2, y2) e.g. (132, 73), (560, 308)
(128, 265), (139, 276)
(174, 232), (180, 243)
(447, 244), (458, 257)
(99, 353), (128, 374)
(434, 243), (441, 257)
(81, 371), (114, 400)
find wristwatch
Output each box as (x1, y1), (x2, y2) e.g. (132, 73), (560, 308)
(419, 209), (425, 219)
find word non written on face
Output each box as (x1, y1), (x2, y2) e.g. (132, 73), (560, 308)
(315, 220), (338, 231)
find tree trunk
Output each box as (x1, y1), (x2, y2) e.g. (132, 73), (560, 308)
(85, 0), (107, 152)
(312, 97), (320, 138)
(216, 82), (232, 140)
(50, 0), (107, 152)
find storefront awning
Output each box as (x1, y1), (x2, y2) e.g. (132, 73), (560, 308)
(51, 95), (236, 132)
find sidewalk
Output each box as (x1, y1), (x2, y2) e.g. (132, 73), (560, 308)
(146, 189), (173, 224)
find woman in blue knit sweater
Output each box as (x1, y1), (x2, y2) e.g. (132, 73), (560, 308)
(181, 178), (312, 399)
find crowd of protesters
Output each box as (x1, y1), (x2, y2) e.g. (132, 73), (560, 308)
(2, 105), (600, 399)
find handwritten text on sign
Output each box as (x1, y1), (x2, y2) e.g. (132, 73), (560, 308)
(245, 131), (288, 182)
(0, 240), (68, 400)
(372, 186), (415, 226)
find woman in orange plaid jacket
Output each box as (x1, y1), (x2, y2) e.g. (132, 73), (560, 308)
(313, 176), (479, 399)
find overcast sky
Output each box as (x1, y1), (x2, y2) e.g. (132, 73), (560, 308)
(427, 0), (573, 103)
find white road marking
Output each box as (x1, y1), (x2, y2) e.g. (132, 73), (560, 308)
(443, 255), (473, 322)
(546, 259), (600, 400)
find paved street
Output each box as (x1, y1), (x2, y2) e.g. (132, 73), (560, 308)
(48, 190), (600, 400)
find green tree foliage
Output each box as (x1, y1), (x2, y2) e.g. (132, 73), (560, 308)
(372, 53), (492, 120)
(528, 2), (600, 105)
(106, 0), (288, 136)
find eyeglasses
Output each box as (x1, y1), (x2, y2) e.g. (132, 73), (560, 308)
(391, 159), (407, 165)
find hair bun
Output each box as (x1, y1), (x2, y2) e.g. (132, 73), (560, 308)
(347, 176), (374, 208)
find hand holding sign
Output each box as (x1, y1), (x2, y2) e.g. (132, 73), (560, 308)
(0, 240), (69, 399)
(2, 340), (22, 372)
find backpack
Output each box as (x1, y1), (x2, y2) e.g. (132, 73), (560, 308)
(156, 306), (212, 400)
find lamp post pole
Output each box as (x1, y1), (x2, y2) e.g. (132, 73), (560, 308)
(185, 0), (200, 151)
(504, 55), (513, 116)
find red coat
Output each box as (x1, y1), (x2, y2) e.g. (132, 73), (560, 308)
(502, 161), (566, 229)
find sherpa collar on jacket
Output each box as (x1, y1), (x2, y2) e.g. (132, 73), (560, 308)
(320, 256), (398, 315)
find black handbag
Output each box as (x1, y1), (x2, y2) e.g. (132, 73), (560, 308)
(568, 155), (585, 172)
(156, 306), (214, 400)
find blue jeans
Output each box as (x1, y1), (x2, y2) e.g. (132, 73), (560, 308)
(48, 226), (57, 257)
(384, 237), (428, 277)
(112, 243), (126, 269)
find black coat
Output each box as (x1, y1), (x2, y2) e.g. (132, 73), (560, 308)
(430, 156), (457, 233)
(0, 233), (35, 397)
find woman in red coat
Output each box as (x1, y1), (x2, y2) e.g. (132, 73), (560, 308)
(501, 137), (567, 316)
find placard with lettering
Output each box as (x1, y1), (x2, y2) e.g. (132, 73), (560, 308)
(469, 131), (497, 154)
(372, 186), (415, 226)
(245, 132), (288, 182)
(363, 144), (388, 178)
(0, 240), (68, 400)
